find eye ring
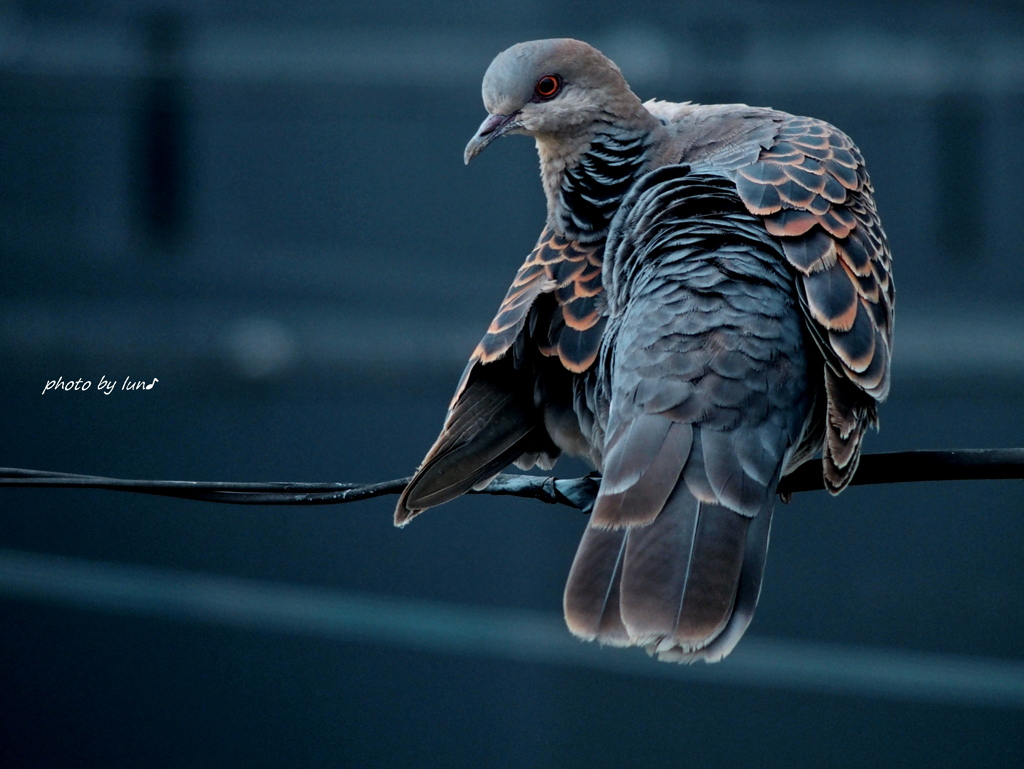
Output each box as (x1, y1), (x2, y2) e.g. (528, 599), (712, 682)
(534, 74), (562, 101)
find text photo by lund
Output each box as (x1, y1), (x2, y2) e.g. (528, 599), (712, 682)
(396, 39), (893, 664)
(42, 376), (160, 395)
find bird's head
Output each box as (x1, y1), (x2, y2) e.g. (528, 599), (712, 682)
(463, 38), (643, 164)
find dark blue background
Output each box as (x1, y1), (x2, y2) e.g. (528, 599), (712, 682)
(2, 1), (1023, 766)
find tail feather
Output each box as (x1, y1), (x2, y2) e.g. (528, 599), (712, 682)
(676, 501), (774, 663)
(563, 526), (630, 645)
(590, 418), (693, 528)
(566, 485), (765, 658)
(564, 456), (777, 661)
(649, 500), (750, 649)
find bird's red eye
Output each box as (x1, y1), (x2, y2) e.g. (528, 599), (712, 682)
(534, 75), (561, 100)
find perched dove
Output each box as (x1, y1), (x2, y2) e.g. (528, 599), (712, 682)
(395, 39), (893, 662)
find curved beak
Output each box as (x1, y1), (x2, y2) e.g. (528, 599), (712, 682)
(463, 112), (520, 165)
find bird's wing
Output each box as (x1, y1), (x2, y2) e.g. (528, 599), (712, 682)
(395, 227), (604, 523)
(394, 350), (556, 523)
(473, 226), (606, 374)
(725, 114), (894, 491)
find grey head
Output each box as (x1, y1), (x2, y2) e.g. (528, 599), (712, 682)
(463, 38), (647, 164)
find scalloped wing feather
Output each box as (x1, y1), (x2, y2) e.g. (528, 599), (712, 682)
(727, 115), (894, 492)
(472, 227), (606, 376)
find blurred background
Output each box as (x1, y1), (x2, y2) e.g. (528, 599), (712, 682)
(2, 0), (1023, 766)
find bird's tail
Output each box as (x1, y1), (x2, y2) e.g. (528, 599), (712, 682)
(563, 467), (776, 663)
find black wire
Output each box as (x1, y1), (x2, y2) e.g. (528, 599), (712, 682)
(1, 448), (1022, 509)
(777, 448), (1024, 496)
(0, 468), (408, 505)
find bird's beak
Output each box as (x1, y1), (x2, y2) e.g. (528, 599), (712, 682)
(464, 112), (520, 164)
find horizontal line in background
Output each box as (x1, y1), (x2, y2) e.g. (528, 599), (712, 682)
(0, 298), (480, 378)
(2, 299), (1023, 380)
(893, 313), (1024, 379)
(1, 548), (1022, 708)
(1, 21), (1023, 95)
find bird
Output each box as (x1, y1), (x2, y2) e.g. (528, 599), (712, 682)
(395, 39), (893, 663)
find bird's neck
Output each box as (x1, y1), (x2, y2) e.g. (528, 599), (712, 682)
(538, 125), (657, 244)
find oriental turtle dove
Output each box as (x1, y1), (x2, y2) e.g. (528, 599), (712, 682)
(396, 39), (893, 663)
